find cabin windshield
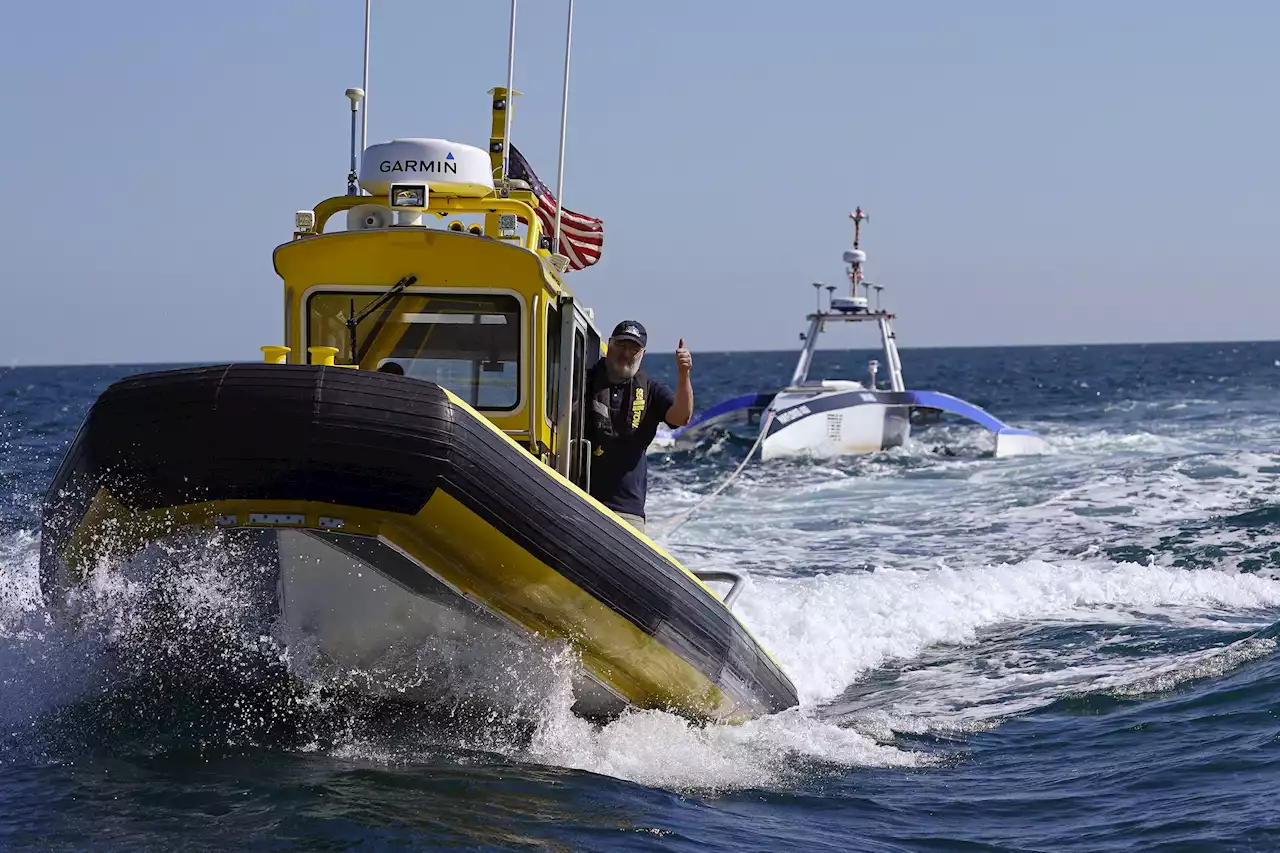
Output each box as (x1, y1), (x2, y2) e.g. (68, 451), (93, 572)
(307, 290), (523, 410)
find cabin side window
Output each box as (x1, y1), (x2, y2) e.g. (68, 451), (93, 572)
(546, 304), (560, 426)
(571, 329), (586, 411)
(306, 290), (523, 411)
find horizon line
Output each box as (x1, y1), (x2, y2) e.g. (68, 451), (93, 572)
(3, 337), (1278, 371)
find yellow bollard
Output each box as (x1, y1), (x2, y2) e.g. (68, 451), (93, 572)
(308, 346), (339, 366)
(260, 345), (291, 364)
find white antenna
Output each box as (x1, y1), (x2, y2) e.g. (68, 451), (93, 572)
(345, 88), (365, 195)
(551, 0), (576, 254)
(501, 0), (518, 182)
(361, 0), (371, 153)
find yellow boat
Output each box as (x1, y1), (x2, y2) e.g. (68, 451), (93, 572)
(38, 81), (797, 723)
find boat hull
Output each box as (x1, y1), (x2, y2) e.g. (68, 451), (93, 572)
(39, 365), (797, 722)
(761, 387), (912, 460)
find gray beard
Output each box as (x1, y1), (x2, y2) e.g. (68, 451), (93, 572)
(606, 362), (638, 384)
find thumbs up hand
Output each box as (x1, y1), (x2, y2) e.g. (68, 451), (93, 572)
(675, 338), (692, 375)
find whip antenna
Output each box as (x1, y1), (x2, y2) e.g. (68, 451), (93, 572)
(361, 0), (371, 152)
(552, 0), (576, 254)
(501, 0), (518, 182)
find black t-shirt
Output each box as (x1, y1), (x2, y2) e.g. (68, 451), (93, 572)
(585, 363), (676, 519)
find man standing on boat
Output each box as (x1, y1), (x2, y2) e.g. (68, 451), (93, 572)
(585, 321), (693, 533)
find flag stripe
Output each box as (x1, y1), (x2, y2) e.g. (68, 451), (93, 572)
(507, 145), (603, 271)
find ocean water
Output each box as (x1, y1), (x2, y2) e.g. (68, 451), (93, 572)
(2, 341), (1279, 852)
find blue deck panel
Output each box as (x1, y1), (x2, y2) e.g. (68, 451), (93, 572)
(668, 392), (776, 439)
(905, 390), (1037, 436)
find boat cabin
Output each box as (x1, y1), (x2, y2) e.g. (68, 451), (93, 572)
(265, 89), (602, 489)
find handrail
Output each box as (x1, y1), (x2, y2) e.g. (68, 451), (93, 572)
(571, 438), (591, 492)
(692, 569), (748, 610)
(554, 295), (578, 476)
(308, 194), (543, 249)
(528, 294), (539, 453)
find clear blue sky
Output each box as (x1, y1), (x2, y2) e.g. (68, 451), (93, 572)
(2, 1), (1277, 366)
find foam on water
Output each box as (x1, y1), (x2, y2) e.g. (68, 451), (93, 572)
(0, 529), (105, 727)
(5, 516), (1278, 793)
(1102, 636), (1277, 698)
(0, 527), (940, 791)
(653, 417), (1280, 580)
(633, 402), (1280, 760)
(0, 529), (40, 639)
(525, 688), (931, 793)
(727, 560), (1280, 707)
(376, 553), (1280, 791)
(4, 348), (1280, 795)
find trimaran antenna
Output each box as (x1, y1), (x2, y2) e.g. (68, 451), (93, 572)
(848, 206), (869, 294)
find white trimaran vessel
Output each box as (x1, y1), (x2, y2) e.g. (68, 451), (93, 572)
(655, 208), (1047, 459)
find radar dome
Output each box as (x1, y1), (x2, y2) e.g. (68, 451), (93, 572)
(359, 139), (494, 198)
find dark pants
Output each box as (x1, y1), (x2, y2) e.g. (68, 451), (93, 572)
(616, 512), (645, 533)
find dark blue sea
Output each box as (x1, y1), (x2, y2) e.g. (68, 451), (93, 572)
(2, 341), (1279, 852)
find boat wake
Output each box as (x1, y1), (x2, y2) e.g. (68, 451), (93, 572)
(0, 527), (930, 791)
(5, 516), (1279, 794)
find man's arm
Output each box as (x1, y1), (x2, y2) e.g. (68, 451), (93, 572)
(665, 338), (694, 426)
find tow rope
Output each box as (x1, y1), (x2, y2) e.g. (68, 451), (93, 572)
(653, 410), (776, 538)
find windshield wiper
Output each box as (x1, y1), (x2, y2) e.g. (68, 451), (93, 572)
(346, 274), (417, 363)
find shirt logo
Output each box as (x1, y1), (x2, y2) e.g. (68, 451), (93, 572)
(632, 386), (646, 429)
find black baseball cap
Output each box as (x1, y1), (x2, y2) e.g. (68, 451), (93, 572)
(610, 320), (647, 348)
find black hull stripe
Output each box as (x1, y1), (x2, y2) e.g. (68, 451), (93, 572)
(766, 390), (913, 438)
(40, 364), (798, 716)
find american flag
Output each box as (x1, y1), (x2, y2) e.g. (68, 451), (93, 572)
(507, 144), (603, 272)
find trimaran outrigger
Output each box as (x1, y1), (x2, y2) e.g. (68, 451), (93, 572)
(38, 3), (797, 723)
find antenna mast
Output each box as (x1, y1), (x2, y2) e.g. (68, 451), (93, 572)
(501, 0), (518, 183)
(851, 206), (867, 249)
(361, 0), (371, 153)
(847, 206), (869, 295)
(551, 0), (576, 254)
(345, 88), (365, 195)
